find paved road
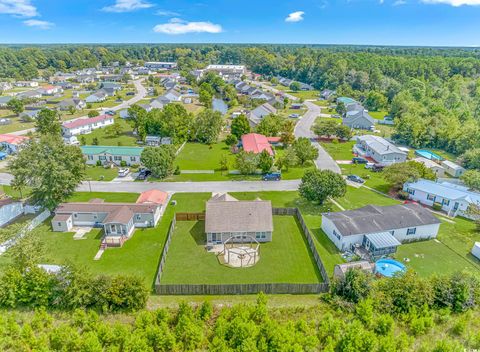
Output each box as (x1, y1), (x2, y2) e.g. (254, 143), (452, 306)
(0, 172), (300, 193)
(294, 101), (341, 174)
(10, 78), (147, 136)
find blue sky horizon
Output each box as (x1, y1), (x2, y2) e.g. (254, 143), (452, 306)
(1, 0), (480, 46)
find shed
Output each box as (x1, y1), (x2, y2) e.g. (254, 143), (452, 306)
(441, 160), (465, 178)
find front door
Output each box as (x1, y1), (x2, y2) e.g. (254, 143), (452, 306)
(454, 202), (459, 211)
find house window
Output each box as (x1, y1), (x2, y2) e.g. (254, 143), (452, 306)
(333, 230), (341, 240)
(136, 214), (141, 220)
(407, 228), (416, 236)
(74, 214), (77, 218)
(130, 156), (136, 161)
(407, 188), (415, 195)
(114, 156), (122, 161)
(390, 230), (395, 236)
(442, 199), (450, 206)
(427, 194), (435, 201)
(57, 222), (61, 226)
(99, 156), (106, 161)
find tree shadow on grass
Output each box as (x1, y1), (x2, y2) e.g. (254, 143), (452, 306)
(189, 221), (206, 246)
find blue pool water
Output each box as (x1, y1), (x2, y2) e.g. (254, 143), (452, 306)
(415, 149), (443, 161)
(375, 259), (406, 278)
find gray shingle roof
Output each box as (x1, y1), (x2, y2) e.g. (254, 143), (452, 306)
(205, 194), (273, 233)
(323, 203), (440, 237)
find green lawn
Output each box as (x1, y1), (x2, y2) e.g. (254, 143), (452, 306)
(288, 90), (320, 100)
(336, 185), (400, 210)
(67, 191), (140, 203)
(369, 111), (388, 120)
(175, 142), (235, 170)
(340, 164), (392, 193)
(80, 118), (137, 146)
(320, 141), (355, 160)
(160, 216), (322, 285)
(84, 165), (119, 181)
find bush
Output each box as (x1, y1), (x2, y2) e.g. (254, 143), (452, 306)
(96, 160), (102, 166)
(120, 160), (127, 167)
(174, 165), (181, 175)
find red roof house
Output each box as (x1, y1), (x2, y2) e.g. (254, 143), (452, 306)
(0, 134), (29, 146)
(62, 114), (113, 130)
(241, 133), (275, 156)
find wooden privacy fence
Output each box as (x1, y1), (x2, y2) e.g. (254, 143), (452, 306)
(157, 283), (329, 295)
(155, 208), (330, 295)
(175, 212), (205, 221)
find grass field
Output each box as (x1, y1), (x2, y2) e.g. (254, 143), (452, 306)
(84, 165), (119, 181)
(175, 142), (235, 170)
(340, 163), (392, 193)
(369, 111), (388, 120)
(288, 90), (320, 100)
(160, 216), (322, 285)
(320, 141), (355, 160)
(80, 118), (137, 146)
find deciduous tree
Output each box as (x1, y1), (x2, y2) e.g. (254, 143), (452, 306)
(140, 145), (176, 179)
(299, 169), (346, 204)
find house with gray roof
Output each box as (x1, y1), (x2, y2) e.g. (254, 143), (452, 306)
(17, 90), (42, 100)
(57, 98), (86, 111)
(205, 193), (273, 245)
(0, 96), (12, 107)
(86, 91), (107, 103)
(343, 106), (375, 130)
(403, 179), (480, 218)
(354, 135), (407, 165)
(322, 203), (441, 256)
(248, 103), (277, 126)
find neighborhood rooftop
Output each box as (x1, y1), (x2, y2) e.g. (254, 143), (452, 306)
(63, 115), (112, 129)
(406, 179), (480, 204)
(356, 135), (406, 155)
(205, 194), (273, 233)
(323, 203), (440, 237)
(80, 145), (144, 156)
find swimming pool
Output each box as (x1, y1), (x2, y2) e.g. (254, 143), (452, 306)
(375, 259), (406, 278)
(415, 149), (443, 161)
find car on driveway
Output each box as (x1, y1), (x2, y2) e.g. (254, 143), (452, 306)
(352, 157), (368, 164)
(118, 168), (130, 177)
(347, 175), (365, 183)
(136, 168), (151, 180)
(105, 110), (115, 116)
(289, 113), (300, 118)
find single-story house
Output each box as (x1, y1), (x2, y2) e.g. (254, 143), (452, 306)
(51, 190), (167, 246)
(0, 198), (24, 227)
(15, 81), (38, 88)
(343, 108), (375, 130)
(0, 134), (29, 154)
(86, 91), (108, 103)
(321, 89), (336, 100)
(334, 261), (374, 279)
(248, 103), (277, 126)
(17, 90), (42, 100)
(163, 89), (182, 102)
(101, 82), (122, 90)
(0, 82), (13, 91)
(205, 65), (246, 76)
(57, 98), (86, 111)
(205, 193), (273, 245)
(322, 203), (441, 256)
(145, 61), (177, 70)
(441, 160), (465, 178)
(241, 133), (279, 156)
(19, 109), (41, 121)
(354, 135), (407, 165)
(81, 145), (143, 166)
(39, 85), (62, 96)
(61, 114), (114, 137)
(75, 75), (96, 84)
(472, 242), (480, 261)
(413, 157), (445, 177)
(145, 135), (172, 146)
(150, 96), (170, 109)
(403, 179), (480, 218)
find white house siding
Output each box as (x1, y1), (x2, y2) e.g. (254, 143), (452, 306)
(62, 118), (114, 137)
(207, 231), (272, 245)
(322, 214), (440, 251)
(85, 153), (140, 166)
(0, 202), (24, 227)
(52, 217), (73, 232)
(403, 186), (468, 217)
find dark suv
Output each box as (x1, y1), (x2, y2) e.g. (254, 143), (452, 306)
(137, 168), (151, 180)
(352, 157), (368, 164)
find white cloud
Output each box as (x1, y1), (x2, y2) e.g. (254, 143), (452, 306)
(155, 9), (180, 16)
(285, 11), (305, 23)
(103, 0), (153, 13)
(23, 19), (54, 29)
(0, 0), (38, 17)
(421, 0), (480, 5)
(153, 18), (222, 34)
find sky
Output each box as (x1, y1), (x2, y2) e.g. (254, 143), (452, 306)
(0, 0), (480, 46)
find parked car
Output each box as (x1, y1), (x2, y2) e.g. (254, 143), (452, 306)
(126, 91), (135, 96)
(118, 168), (130, 177)
(289, 113), (300, 118)
(372, 164), (384, 172)
(332, 114), (341, 118)
(263, 172), (281, 181)
(365, 162), (375, 169)
(105, 110), (115, 116)
(136, 168), (151, 180)
(347, 175), (365, 183)
(352, 157), (368, 164)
